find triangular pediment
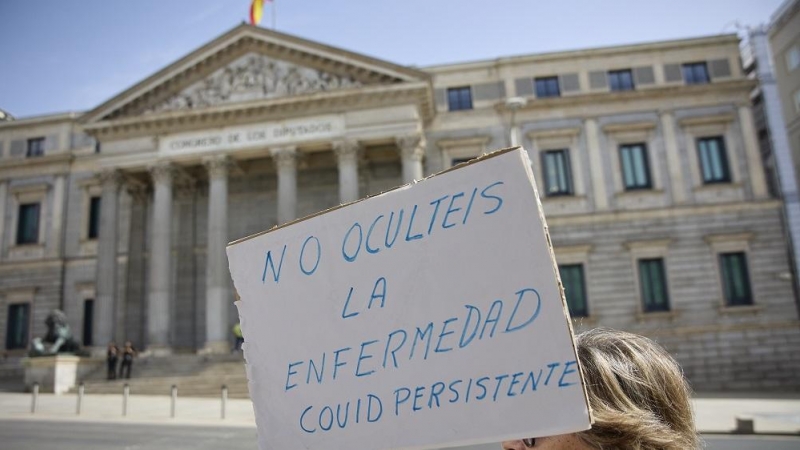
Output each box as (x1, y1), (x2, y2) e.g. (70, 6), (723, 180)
(83, 24), (430, 123)
(147, 52), (365, 114)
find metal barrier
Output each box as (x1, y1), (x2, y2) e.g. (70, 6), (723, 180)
(170, 385), (177, 418)
(76, 382), (84, 415)
(221, 384), (228, 419)
(123, 384), (130, 416)
(30, 383), (39, 414)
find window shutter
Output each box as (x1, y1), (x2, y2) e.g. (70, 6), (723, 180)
(708, 59), (731, 79)
(560, 73), (580, 93)
(663, 63), (683, 82)
(9, 140), (25, 157)
(434, 88), (447, 109)
(588, 71), (608, 90)
(514, 78), (534, 97)
(472, 81), (506, 101)
(633, 66), (655, 85)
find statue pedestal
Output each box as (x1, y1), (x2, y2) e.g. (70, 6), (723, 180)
(23, 355), (95, 394)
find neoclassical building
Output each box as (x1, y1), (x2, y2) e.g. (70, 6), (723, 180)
(1, 25), (798, 391)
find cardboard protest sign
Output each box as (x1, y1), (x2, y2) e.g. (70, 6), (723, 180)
(226, 147), (591, 450)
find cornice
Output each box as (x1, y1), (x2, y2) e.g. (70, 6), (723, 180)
(425, 34), (740, 73)
(678, 113), (736, 128)
(84, 82), (432, 140)
(0, 153), (73, 175)
(0, 112), (81, 130)
(82, 24), (430, 124)
(602, 121), (657, 134)
(498, 79), (755, 113)
(526, 127), (582, 140)
(547, 200), (782, 227)
(436, 136), (491, 149)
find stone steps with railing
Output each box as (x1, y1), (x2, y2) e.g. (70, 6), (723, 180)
(69, 353), (250, 398)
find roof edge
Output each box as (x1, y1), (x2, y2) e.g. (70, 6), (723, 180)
(424, 33), (741, 72)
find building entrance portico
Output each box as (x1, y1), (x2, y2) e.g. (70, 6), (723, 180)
(76, 24), (433, 353)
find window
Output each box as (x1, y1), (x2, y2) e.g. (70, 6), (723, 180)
(682, 62), (709, 85)
(447, 87), (472, 111)
(542, 149), (573, 195)
(16, 203), (40, 245)
(559, 264), (588, 317)
(619, 143), (652, 190)
(88, 196), (101, 239)
(608, 69), (635, 92)
(535, 77), (561, 98)
(638, 258), (670, 312)
(697, 136), (731, 183)
(5, 303), (30, 350)
(720, 252), (753, 306)
(786, 45), (800, 72)
(82, 299), (94, 346)
(27, 138), (45, 158)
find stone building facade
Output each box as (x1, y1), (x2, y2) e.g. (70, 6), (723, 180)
(1, 25), (798, 391)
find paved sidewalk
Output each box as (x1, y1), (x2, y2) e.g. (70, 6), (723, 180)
(1, 392), (798, 434)
(0, 392), (255, 428)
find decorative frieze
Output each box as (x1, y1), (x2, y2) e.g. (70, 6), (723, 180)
(147, 53), (362, 114)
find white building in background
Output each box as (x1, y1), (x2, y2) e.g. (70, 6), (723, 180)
(1, 24), (798, 391)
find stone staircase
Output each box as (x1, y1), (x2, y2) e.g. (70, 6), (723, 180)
(0, 356), (25, 392)
(70, 353), (250, 398)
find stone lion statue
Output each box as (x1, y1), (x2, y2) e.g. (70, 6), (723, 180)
(29, 309), (81, 356)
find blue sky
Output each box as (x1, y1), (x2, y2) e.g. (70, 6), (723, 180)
(0, 0), (784, 118)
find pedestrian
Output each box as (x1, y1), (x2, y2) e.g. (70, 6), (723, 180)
(119, 341), (137, 379)
(502, 328), (700, 450)
(106, 342), (118, 380)
(233, 322), (244, 352)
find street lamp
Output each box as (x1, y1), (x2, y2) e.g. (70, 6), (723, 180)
(506, 97), (527, 147)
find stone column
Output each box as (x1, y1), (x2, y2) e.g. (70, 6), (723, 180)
(334, 140), (360, 203)
(124, 185), (148, 348)
(660, 111), (687, 204)
(584, 119), (609, 211)
(738, 105), (769, 199)
(272, 147), (297, 225)
(94, 169), (122, 351)
(147, 163), (174, 354)
(202, 155), (231, 353)
(396, 135), (425, 184)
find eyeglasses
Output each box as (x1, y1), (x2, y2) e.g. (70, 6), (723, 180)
(522, 438), (536, 448)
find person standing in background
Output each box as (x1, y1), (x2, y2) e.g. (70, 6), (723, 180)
(106, 342), (118, 380)
(233, 322), (244, 352)
(119, 341), (137, 379)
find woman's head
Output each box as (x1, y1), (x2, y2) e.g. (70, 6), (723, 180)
(503, 328), (699, 450)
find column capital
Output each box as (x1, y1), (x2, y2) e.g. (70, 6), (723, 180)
(98, 169), (124, 189)
(202, 154), (232, 180)
(126, 185), (150, 202)
(395, 135), (426, 162)
(271, 146), (297, 170)
(148, 162), (175, 185)
(333, 140), (361, 163)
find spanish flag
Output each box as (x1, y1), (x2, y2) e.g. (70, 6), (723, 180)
(249, 0), (272, 26)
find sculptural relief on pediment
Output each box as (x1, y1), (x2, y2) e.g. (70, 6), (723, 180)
(147, 53), (363, 113)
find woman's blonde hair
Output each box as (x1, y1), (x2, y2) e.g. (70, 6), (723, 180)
(574, 328), (700, 450)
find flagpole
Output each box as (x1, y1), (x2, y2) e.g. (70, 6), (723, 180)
(272, 0), (276, 30)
